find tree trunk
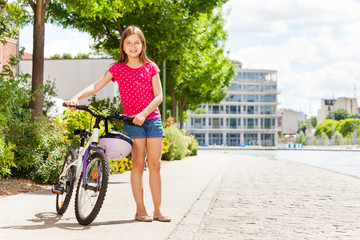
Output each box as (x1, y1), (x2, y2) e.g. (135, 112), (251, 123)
(170, 89), (176, 119)
(178, 99), (187, 130)
(30, 0), (47, 118)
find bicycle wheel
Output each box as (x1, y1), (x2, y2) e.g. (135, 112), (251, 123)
(56, 149), (77, 215)
(74, 150), (109, 225)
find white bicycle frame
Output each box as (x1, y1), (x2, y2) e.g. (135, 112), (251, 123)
(59, 127), (100, 189)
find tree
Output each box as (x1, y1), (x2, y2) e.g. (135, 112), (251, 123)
(0, 0), (28, 42)
(27, 0), (51, 117)
(310, 116), (317, 128)
(326, 109), (350, 121)
(315, 119), (338, 139)
(47, 0), (231, 126)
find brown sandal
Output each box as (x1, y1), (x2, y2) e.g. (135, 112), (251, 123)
(153, 214), (171, 222)
(135, 214), (153, 222)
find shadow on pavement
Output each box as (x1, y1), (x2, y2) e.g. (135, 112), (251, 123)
(0, 212), (135, 231)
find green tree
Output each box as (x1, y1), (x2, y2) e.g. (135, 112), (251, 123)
(50, 53), (61, 59)
(310, 116), (317, 128)
(326, 109), (350, 121)
(0, 0), (28, 42)
(62, 53), (72, 59)
(337, 118), (360, 138)
(315, 119), (338, 139)
(47, 0), (230, 125)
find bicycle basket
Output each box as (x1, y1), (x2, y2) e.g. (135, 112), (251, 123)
(99, 131), (133, 159)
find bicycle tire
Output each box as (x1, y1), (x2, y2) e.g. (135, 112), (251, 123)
(74, 150), (109, 225)
(56, 149), (77, 215)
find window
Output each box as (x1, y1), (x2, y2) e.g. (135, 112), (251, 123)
(213, 105), (219, 114)
(247, 95), (255, 102)
(209, 133), (223, 145)
(229, 83), (237, 90)
(195, 118), (202, 129)
(247, 106), (254, 114)
(247, 118), (254, 129)
(227, 133), (240, 146)
(230, 106), (237, 114)
(194, 134), (205, 146)
(212, 118), (220, 128)
(230, 118), (237, 128)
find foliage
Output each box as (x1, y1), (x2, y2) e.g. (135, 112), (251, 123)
(188, 135), (198, 156)
(315, 119), (338, 139)
(337, 118), (360, 138)
(0, 113), (16, 178)
(326, 109), (350, 121)
(295, 131), (307, 145)
(162, 118), (197, 160)
(333, 131), (343, 145)
(320, 132), (329, 146)
(47, 0), (232, 126)
(5, 115), (70, 183)
(0, 0), (29, 43)
(50, 53), (91, 59)
(310, 116), (317, 128)
(109, 158), (132, 174)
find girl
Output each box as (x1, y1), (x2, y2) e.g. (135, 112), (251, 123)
(66, 25), (170, 222)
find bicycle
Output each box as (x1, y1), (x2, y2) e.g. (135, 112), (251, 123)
(52, 103), (134, 225)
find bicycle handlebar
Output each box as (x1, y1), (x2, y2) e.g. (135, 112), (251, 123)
(62, 103), (134, 125)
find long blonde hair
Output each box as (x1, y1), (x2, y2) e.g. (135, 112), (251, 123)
(119, 25), (151, 63)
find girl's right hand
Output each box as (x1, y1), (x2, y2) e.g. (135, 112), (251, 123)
(65, 98), (79, 111)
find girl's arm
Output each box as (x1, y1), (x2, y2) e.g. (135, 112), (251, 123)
(132, 73), (163, 126)
(66, 71), (113, 107)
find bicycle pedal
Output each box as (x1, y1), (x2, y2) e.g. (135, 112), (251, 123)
(52, 184), (65, 195)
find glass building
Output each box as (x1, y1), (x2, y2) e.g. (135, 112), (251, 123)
(185, 62), (279, 147)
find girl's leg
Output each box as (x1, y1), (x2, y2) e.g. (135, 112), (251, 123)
(130, 138), (148, 216)
(146, 137), (164, 216)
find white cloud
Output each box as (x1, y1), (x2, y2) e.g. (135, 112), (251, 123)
(225, 0), (360, 35)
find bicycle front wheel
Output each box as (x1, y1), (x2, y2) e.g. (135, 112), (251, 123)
(74, 150), (109, 225)
(56, 149), (77, 215)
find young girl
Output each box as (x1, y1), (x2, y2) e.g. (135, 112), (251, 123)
(65, 25), (170, 222)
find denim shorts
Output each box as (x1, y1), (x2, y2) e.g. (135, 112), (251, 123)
(124, 117), (165, 138)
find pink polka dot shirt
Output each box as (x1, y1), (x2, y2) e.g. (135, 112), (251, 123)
(108, 61), (161, 120)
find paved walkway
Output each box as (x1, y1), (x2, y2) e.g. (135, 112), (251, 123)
(1, 151), (360, 239)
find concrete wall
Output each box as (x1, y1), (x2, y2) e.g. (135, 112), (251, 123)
(19, 58), (117, 104)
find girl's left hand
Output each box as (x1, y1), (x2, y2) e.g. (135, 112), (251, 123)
(130, 113), (146, 126)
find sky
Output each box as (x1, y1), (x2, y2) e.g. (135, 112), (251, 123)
(19, 0), (360, 117)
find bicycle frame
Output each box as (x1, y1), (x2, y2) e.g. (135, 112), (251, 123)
(59, 127), (100, 191)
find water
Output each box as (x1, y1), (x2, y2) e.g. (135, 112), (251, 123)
(212, 149), (360, 178)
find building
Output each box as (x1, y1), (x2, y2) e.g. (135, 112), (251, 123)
(317, 97), (359, 123)
(0, 37), (18, 73)
(184, 61), (279, 147)
(278, 109), (301, 135)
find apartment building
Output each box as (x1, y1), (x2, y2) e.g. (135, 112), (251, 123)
(184, 62), (279, 147)
(317, 97), (359, 123)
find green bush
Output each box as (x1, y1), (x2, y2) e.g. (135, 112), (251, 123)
(0, 114), (16, 178)
(162, 118), (198, 161)
(5, 115), (70, 183)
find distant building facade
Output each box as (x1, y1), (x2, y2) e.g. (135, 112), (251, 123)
(278, 109), (301, 135)
(184, 62), (279, 147)
(0, 37), (18, 73)
(317, 97), (359, 123)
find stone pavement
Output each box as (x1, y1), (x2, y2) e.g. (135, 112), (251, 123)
(1, 151), (360, 240)
(190, 152), (360, 240)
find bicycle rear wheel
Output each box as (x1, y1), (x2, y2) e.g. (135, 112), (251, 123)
(74, 150), (109, 225)
(56, 149), (77, 215)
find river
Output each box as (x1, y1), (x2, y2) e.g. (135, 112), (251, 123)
(204, 149), (360, 178)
